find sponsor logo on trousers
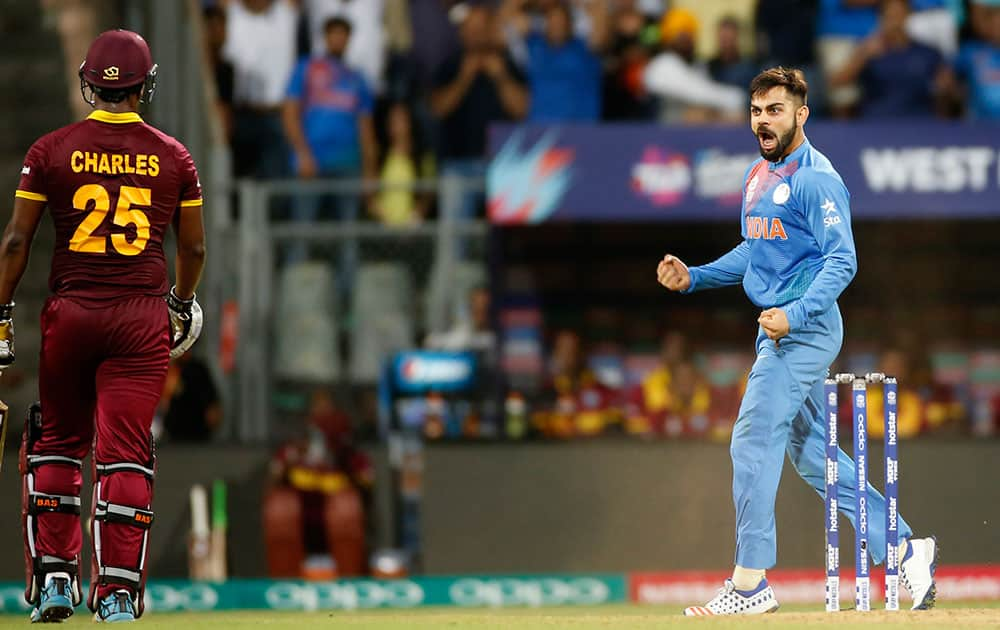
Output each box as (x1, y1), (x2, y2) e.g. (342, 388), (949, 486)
(449, 578), (610, 607)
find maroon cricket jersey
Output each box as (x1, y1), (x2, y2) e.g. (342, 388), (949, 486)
(15, 110), (202, 300)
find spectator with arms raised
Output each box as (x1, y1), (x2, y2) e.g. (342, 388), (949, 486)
(500, 0), (609, 122)
(831, 0), (951, 118)
(431, 4), (528, 219)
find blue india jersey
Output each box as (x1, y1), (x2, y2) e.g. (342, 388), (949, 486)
(685, 138), (858, 331)
(285, 56), (373, 171)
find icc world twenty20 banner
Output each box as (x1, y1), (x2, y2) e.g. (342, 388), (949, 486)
(487, 122), (1000, 224)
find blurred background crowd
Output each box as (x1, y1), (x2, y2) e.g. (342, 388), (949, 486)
(184, 0), (1000, 445)
(204, 0), (1000, 184)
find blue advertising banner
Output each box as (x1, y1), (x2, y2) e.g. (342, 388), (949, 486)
(487, 123), (1000, 223)
(390, 351), (477, 394)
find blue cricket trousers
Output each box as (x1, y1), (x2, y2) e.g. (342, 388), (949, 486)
(731, 304), (913, 569)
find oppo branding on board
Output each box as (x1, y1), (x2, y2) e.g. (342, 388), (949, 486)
(265, 580), (425, 610)
(448, 578), (611, 607)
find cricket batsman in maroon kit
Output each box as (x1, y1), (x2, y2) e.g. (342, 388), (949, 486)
(0, 30), (206, 623)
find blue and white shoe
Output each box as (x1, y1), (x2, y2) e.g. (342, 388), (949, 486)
(900, 536), (938, 610)
(683, 578), (780, 616)
(93, 589), (136, 623)
(29, 572), (74, 623)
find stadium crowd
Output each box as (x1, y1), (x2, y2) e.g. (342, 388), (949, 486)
(197, 0), (1000, 443)
(206, 0), (1000, 195)
(205, 0), (1000, 195)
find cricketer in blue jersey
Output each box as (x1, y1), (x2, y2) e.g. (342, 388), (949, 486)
(657, 68), (938, 617)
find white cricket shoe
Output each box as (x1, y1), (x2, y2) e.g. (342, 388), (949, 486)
(683, 578), (779, 616)
(900, 536), (938, 610)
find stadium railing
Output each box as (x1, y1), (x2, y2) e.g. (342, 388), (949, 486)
(225, 176), (488, 443)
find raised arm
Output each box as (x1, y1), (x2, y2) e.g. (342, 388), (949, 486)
(830, 34), (882, 87)
(431, 55), (481, 118)
(643, 53), (745, 112)
(483, 53), (529, 119)
(657, 241), (750, 294)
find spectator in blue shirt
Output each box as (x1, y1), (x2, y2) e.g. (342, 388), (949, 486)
(501, 0), (608, 122)
(831, 0), (950, 118)
(282, 16), (378, 285)
(284, 16), (377, 182)
(954, 4), (1000, 118)
(817, 0), (880, 117)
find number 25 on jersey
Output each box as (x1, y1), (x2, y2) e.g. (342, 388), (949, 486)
(70, 183), (151, 256)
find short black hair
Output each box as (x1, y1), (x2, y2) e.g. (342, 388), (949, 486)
(324, 16), (352, 35)
(749, 66), (808, 106)
(94, 82), (143, 104)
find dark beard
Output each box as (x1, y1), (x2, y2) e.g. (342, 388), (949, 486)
(758, 122), (798, 162)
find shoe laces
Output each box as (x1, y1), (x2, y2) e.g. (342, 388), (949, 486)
(42, 575), (69, 599)
(901, 570), (912, 591)
(99, 590), (133, 618)
(50, 578), (68, 597)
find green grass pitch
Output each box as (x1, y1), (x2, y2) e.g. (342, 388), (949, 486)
(0, 602), (997, 629)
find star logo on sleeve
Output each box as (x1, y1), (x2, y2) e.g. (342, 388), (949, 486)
(822, 198), (842, 227)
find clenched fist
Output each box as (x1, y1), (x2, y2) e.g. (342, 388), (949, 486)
(656, 255), (691, 292)
(758, 307), (790, 346)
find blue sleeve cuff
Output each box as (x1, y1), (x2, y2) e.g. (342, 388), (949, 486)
(681, 267), (699, 294)
(784, 301), (807, 332)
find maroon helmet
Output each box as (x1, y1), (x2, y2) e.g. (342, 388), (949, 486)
(78, 29), (158, 105)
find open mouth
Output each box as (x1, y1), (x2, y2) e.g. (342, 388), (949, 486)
(757, 129), (776, 153)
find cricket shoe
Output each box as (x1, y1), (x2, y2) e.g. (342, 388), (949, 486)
(93, 590), (136, 623)
(29, 572), (74, 623)
(683, 578), (779, 616)
(900, 536), (938, 610)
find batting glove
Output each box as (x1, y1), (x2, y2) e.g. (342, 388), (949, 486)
(166, 287), (203, 359)
(0, 302), (14, 368)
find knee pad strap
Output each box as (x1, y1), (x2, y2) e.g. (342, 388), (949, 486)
(28, 493), (81, 516)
